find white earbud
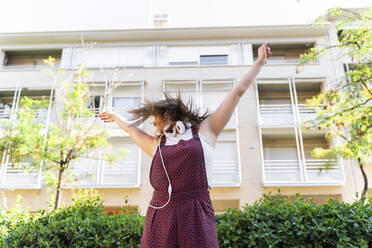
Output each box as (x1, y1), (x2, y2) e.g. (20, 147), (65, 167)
(163, 124), (176, 136)
(176, 121), (185, 134)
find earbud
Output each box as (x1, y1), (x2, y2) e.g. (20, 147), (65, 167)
(176, 121), (185, 134)
(163, 124), (176, 135)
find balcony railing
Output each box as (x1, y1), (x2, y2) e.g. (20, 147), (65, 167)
(65, 158), (140, 188)
(305, 158), (343, 181)
(0, 108), (50, 122)
(78, 107), (143, 136)
(209, 160), (240, 186)
(258, 103), (321, 127)
(258, 104), (295, 126)
(66, 160), (99, 185)
(1, 64), (60, 70)
(263, 158), (343, 184)
(264, 159), (301, 181)
(101, 161), (138, 186)
(0, 162), (41, 188)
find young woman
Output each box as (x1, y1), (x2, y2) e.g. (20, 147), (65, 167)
(98, 42), (271, 247)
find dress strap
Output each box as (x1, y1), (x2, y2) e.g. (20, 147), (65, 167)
(160, 133), (166, 146)
(191, 125), (198, 139)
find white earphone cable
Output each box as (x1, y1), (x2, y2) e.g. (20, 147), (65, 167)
(148, 132), (173, 209)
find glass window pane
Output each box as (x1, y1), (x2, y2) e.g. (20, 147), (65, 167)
(200, 55), (228, 65)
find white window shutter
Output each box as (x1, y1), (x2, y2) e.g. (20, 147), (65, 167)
(210, 130), (239, 186)
(101, 137), (140, 186)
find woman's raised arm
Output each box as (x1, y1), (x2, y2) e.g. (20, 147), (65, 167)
(98, 111), (158, 157)
(199, 42), (271, 147)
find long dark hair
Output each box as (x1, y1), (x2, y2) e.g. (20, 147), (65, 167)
(127, 90), (212, 136)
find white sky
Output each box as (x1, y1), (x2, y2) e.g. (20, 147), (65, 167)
(0, 0), (370, 33)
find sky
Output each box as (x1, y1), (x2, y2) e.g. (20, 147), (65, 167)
(0, 0), (370, 33)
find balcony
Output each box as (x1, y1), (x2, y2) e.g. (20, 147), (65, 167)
(0, 87), (53, 189)
(252, 43), (317, 64)
(71, 46), (149, 68)
(0, 158), (42, 189)
(64, 137), (140, 188)
(163, 78), (237, 130)
(256, 79), (322, 127)
(79, 81), (144, 136)
(2, 50), (61, 70)
(261, 130), (344, 186)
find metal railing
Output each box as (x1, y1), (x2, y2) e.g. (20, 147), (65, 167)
(65, 159), (139, 187)
(258, 103), (321, 126)
(263, 158), (342, 183)
(0, 162), (40, 187)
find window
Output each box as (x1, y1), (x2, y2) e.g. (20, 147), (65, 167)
(112, 97), (142, 121)
(200, 55), (228, 65)
(86, 95), (103, 116)
(154, 14), (168, 28)
(67, 152), (100, 186)
(101, 137), (140, 186)
(163, 80), (198, 106)
(201, 80), (236, 129)
(256, 79), (323, 127)
(169, 61), (198, 66)
(106, 81), (144, 131)
(163, 79), (240, 186)
(260, 125), (344, 185)
(167, 45), (230, 66)
(212, 130), (240, 186)
(73, 47), (147, 68)
(65, 82), (143, 188)
(66, 137), (141, 187)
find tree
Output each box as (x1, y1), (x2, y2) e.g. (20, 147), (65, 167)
(0, 53), (128, 210)
(297, 7), (372, 200)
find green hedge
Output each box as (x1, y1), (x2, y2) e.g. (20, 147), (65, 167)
(1, 189), (371, 248)
(216, 192), (372, 248)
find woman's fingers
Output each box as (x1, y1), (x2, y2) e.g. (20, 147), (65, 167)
(98, 111), (117, 122)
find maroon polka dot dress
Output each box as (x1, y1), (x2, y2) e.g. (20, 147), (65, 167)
(140, 125), (219, 248)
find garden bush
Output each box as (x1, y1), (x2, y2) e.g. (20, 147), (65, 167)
(1, 189), (371, 247)
(216, 191), (372, 248)
(0, 189), (144, 248)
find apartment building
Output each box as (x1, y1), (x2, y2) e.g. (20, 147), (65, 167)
(0, 22), (370, 216)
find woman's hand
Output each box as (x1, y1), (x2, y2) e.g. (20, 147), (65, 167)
(98, 110), (158, 157)
(257, 41), (272, 65)
(98, 111), (118, 123)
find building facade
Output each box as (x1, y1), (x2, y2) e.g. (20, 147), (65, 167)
(0, 23), (371, 215)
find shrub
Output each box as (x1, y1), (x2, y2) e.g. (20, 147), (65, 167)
(1, 189), (371, 247)
(216, 191), (372, 248)
(1, 189), (144, 248)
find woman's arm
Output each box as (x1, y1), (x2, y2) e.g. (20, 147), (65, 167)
(98, 111), (158, 157)
(199, 42), (271, 147)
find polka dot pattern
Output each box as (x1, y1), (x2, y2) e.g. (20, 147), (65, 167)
(140, 125), (219, 247)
